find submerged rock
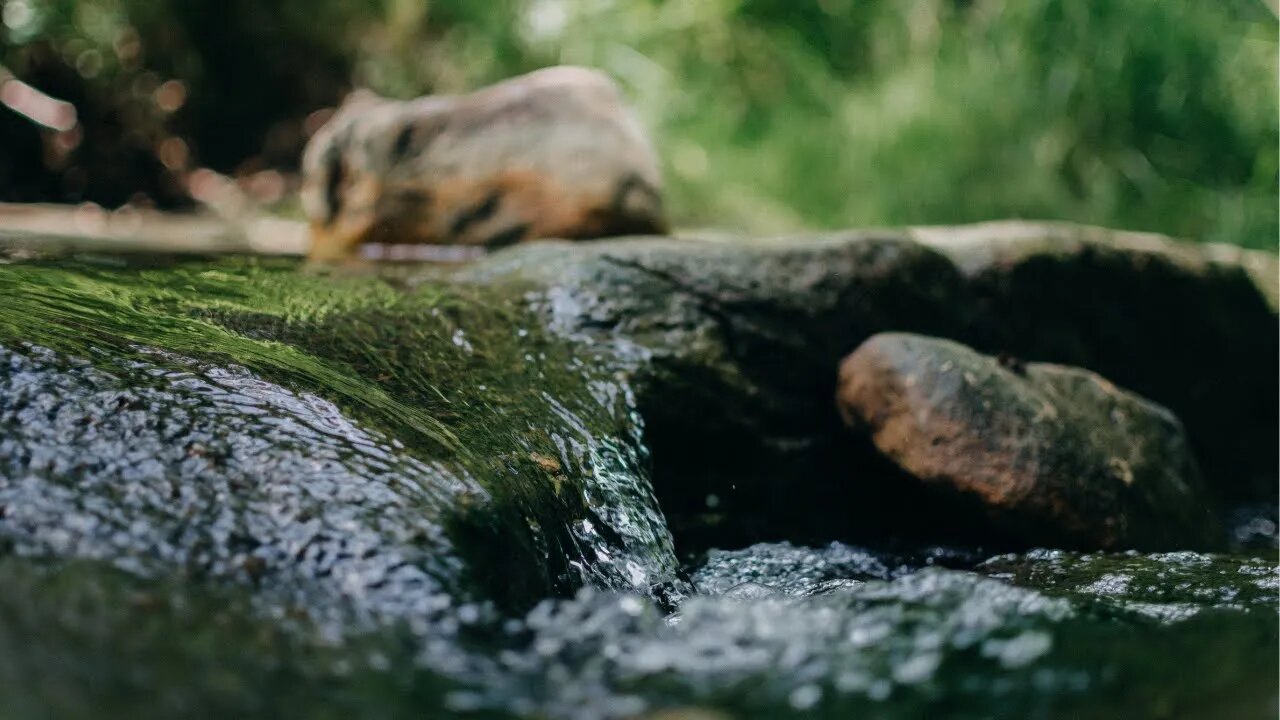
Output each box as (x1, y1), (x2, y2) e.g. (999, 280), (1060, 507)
(301, 66), (667, 260)
(2, 540), (1272, 720)
(977, 547), (1280, 618)
(496, 546), (1276, 720)
(837, 332), (1216, 550)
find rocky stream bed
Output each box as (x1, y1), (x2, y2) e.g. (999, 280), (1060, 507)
(0, 221), (1275, 718)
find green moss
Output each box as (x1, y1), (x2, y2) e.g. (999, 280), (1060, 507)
(0, 257), (457, 450)
(0, 254), (676, 606)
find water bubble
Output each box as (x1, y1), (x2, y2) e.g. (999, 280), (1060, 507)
(892, 651), (941, 685)
(788, 684), (822, 710)
(981, 631), (1053, 669)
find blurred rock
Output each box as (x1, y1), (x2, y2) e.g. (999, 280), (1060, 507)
(0, 201), (308, 256)
(301, 66), (667, 260)
(837, 332), (1217, 551)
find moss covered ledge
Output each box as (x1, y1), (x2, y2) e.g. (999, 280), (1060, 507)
(0, 221), (1275, 618)
(0, 220), (1276, 718)
(0, 255), (678, 616)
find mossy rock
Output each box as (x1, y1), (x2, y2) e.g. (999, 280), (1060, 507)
(915, 221), (1279, 503)
(0, 221), (1274, 718)
(0, 255), (679, 615)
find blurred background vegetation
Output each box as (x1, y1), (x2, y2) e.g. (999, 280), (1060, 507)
(0, 0), (1276, 248)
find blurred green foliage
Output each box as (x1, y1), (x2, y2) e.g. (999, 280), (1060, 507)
(2, 0), (1276, 248)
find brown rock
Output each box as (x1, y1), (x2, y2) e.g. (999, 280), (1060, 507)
(300, 66), (667, 260)
(912, 221), (1279, 504)
(837, 332), (1218, 550)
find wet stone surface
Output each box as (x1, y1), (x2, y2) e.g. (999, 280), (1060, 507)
(0, 254), (687, 638)
(0, 343), (469, 632)
(0, 224), (1276, 718)
(837, 332), (1216, 551)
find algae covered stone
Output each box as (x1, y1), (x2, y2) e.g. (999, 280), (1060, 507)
(0, 221), (1275, 719)
(0, 255), (681, 616)
(837, 332), (1217, 550)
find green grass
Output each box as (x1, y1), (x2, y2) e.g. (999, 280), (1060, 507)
(6, 0), (1277, 248)
(452, 0), (1278, 249)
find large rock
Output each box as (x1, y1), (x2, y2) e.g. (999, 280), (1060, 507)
(0, 221), (1275, 717)
(462, 230), (975, 547)
(469, 223), (1276, 547)
(301, 66), (667, 260)
(837, 333), (1217, 550)
(0, 222), (1272, 587)
(0, 257), (681, 620)
(913, 221), (1279, 503)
